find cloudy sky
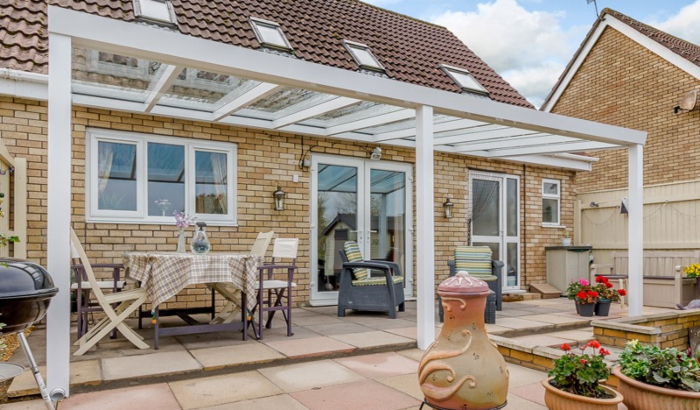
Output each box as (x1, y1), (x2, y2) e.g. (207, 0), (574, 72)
(363, 0), (700, 108)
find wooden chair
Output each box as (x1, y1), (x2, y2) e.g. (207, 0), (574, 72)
(250, 238), (298, 339)
(210, 231), (274, 324)
(70, 228), (149, 356)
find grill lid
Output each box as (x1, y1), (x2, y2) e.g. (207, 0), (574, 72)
(0, 258), (57, 299)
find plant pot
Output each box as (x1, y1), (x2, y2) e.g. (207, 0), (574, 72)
(562, 238), (572, 246)
(575, 300), (580, 314)
(595, 299), (611, 316)
(542, 378), (623, 410)
(576, 301), (595, 317)
(613, 367), (700, 410)
(0, 363), (25, 403)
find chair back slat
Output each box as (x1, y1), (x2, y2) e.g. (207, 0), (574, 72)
(272, 238), (299, 261)
(70, 228), (110, 306)
(250, 231), (274, 258)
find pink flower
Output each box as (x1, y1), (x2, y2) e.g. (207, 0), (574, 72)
(579, 278), (590, 286)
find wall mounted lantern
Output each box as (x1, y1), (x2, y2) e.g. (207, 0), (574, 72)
(273, 186), (285, 211)
(443, 198), (454, 219)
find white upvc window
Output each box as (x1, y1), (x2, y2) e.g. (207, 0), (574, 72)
(87, 129), (237, 225)
(440, 64), (489, 95)
(133, 0), (177, 25)
(542, 178), (560, 226)
(343, 40), (384, 71)
(249, 17), (293, 50)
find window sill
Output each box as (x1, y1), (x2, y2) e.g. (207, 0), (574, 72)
(85, 217), (239, 228)
(541, 224), (567, 229)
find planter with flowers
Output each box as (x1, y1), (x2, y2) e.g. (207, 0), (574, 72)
(613, 340), (700, 410)
(543, 340), (622, 410)
(567, 279), (598, 317)
(684, 263), (700, 299)
(593, 276), (626, 316)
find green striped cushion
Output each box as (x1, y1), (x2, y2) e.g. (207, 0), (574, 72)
(455, 246), (493, 278)
(344, 241), (368, 280)
(352, 276), (404, 287)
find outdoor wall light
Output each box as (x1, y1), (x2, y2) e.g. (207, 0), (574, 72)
(369, 147), (382, 161)
(443, 197), (454, 219)
(273, 186), (285, 211)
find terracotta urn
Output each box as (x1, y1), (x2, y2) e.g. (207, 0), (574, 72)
(419, 271), (508, 410)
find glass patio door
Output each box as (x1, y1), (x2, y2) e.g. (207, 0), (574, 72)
(310, 155), (413, 304)
(469, 171), (521, 291)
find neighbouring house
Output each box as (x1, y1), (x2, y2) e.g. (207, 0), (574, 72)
(1, 0), (646, 394)
(542, 8), (700, 269)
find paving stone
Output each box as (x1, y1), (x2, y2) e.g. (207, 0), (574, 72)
(509, 381), (546, 407)
(519, 314), (589, 325)
(59, 383), (181, 410)
(492, 317), (551, 330)
(258, 325), (321, 342)
(396, 348), (424, 362)
(507, 364), (549, 388)
(175, 332), (249, 350)
(258, 360), (365, 393)
(543, 329), (594, 343)
(263, 336), (355, 359)
(195, 394), (310, 410)
(485, 324), (510, 334)
(335, 352), (418, 379)
(505, 393), (548, 410)
(291, 379), (421, 410)
(169, 371), (281, 409)
(0, 400), (48, 410)
(102, 351), (201, 381)
(291, 315), (344, 326)
(376, 373), (423, 400)
(8, 360), (101, 398)
(189, 342), (284, 370)
(510, 335), (576, 349)
(330, 331), (414, 349)
(304, 322), (374, 336)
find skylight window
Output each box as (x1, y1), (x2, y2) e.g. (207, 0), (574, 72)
(344, 41), (384, 71)
(133, 0), (177, 25)
(441, 65), (489, 95)
(250, 17), (292, 50)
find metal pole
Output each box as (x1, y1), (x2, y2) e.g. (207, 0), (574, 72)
(18, 333), (60, 410)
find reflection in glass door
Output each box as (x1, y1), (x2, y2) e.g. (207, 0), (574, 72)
(310, 155), (413, 304)
(469, 171), (520, 291)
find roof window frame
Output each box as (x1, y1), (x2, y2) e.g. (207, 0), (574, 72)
(132, 0), (178, 26)
(440, 64), (489, 96)
(249, 17), (293, 52)
(343, 40), (385, 72)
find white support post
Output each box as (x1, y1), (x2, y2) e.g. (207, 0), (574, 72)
(47, 33), (72, 397)
(415, 105), (435, 349)
(628, 144), (644, 316)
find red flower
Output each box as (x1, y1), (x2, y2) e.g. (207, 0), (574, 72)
(576, 291), (587, 300)
(587, 291), (599, 298)
(618, 289), (627, 296)
(595, 277), (604, 283)
(561, 343), (571, 351)
(588, 340), (601, 349)
(599, 348), (611, 356)
(580, 359), (588, 365)
(602, 277), (610, 283)
(605, 282), (614, 288)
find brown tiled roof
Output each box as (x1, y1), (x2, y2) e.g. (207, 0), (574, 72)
(1, 0), (533, 108)
(542, 8), (700, 109)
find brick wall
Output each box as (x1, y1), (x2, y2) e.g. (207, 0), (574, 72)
(549, 26), (700, 192)
(0, 96), (575, 307)
(593, 310), (700, 350)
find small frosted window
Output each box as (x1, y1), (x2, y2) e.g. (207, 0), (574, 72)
(345, 42), (383, 70)
(135, 0), (175, 24)
(250, 18), (291, 50)
(442, 65), (488, 94)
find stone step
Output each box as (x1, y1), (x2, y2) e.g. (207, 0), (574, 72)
(529, 283), (563, 299)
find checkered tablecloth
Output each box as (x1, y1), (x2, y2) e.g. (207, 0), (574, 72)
(123, 252), (263, 310)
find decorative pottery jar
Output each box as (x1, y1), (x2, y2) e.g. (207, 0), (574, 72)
(419, 271), (508, 410)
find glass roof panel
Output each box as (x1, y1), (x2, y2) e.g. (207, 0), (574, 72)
(160, 69), (260, 111)
(370, 170), (405, 195)
(358, 114), (456, 135)
(317, 164), (357, 193)
(235, 87), (337, 121)
(300, 102), (403, 129)
(71, 47), (167, 103)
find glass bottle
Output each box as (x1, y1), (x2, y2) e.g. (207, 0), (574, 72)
(190, 222), (211, 254)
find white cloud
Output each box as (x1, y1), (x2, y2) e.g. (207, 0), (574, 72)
(430, 0), (576, 107)
(648, 1), (700, 45)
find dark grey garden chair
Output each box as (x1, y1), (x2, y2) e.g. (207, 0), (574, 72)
(338, 244), (405, 319)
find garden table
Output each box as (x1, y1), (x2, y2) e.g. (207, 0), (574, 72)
(123, 252), (263, 348)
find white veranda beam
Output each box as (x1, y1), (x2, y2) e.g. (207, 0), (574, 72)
(273, 97), (360, 129)
(212, 82), (281, 121)
(144, 64), (184, 112)
(325, 109), (415, 136)
(487, 141), (618, 157)
(373, 118), (485, 142)
(455, 135), (576, 152)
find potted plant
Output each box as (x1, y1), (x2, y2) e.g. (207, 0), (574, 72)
(593, 276), (626, 316)
(683, 263), (700, 299)
(562, 231), (572, 246)
(543, 340), (622, 410)
(567, 279), (598, 316)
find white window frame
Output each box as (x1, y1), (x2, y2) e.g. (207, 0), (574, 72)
(86, 129), (238, 226)
(249, 17), (293, 51)
(343, 40), (385, 72)
(440, 64), (489, 95)
(133, 0), (178, 25)
(542, 178), (560, 226)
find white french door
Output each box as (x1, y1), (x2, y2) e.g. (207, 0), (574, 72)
(469, 171), (521, 292)
(310, 154), (413, 304)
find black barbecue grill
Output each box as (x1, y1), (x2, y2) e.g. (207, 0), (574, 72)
(0, 258), (60, 409)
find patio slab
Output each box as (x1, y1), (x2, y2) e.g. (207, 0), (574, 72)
(258, 360), (365, 393)
(508, 363), (550, 388)
(509, 381), (546, 407)
(304, 322), (375, 336)
(189, 342), (285, 370)
(492, 317), (552, 330)
(196, 394), (310, 410)
(169, 371), (282, 410)
(263, 336), (356, 359)
(8, 360), (101, 398)
(376, 373), (423, 400)
(329, 331), (414, 349)
(509, 335), (576, 349)
(59, 383), (180, 410)
(519, 314), (590, 326)
(101, 350), (201, 381)
(291, 379), (421, 410)
(334, 352), (418, 379)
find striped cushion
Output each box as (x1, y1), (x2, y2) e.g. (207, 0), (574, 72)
(352, 275), (404, 287)
(344, 241), (368, 280)
(455, 246), (494, 278)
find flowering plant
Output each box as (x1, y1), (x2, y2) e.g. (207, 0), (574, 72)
(548, 340), (612, 398)
(174, 211), (196, 230)
(565, 278), (590, 300)
(617, 340), (700, 392)
(683, 263), (700, 279)
(594, 276), (627, 302)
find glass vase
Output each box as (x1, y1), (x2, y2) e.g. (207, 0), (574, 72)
(176, 228), (186, 253)
(190, 222), (210, 254)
